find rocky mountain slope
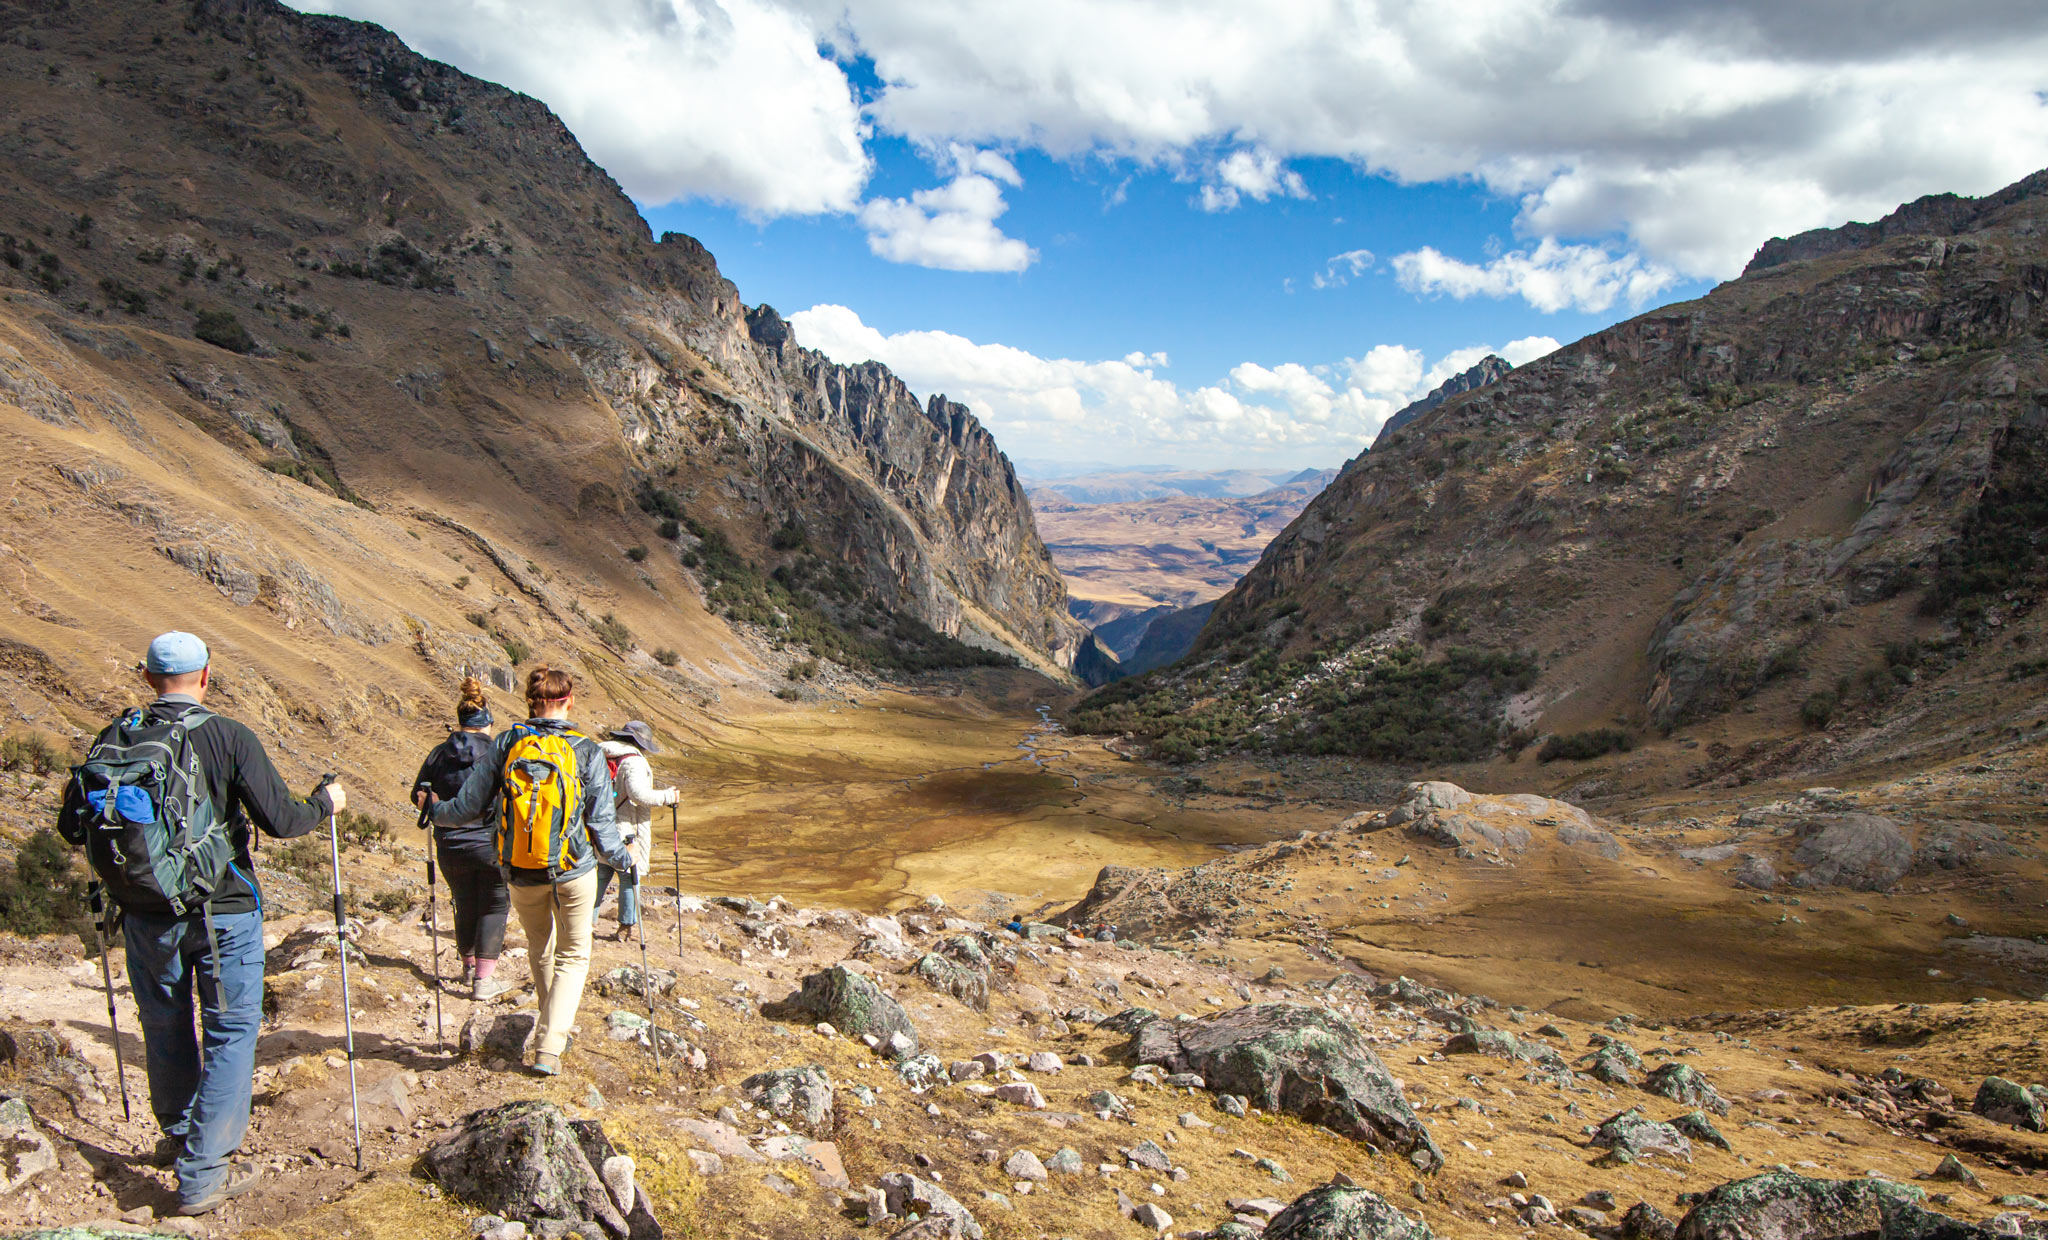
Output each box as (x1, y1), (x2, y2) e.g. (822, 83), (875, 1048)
(0, 0), (1083, 808)
(1370, 356), (1514, 449)
(1076, 170), (2048, 794)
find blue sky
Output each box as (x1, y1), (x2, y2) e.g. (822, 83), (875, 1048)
(294, 0), (2048, 470)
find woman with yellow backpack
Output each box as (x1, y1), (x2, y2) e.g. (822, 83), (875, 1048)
(426, 666), (633, 1076)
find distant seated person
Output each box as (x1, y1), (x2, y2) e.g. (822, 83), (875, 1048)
(1005, 917), (1025, 934)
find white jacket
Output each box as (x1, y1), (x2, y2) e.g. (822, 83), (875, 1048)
(599, 740), (679, 876)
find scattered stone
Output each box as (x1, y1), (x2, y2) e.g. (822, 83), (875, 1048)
(0, 1097), (56, 1195)
(1047, 1148), (1083, 1175)
(1444, 1030), (1523, 1060)
(1126, 1141), (1173, 1172)
(1925, 1154), (1981, 1188)
(459, 1010), (538, 1061)
(1973, 1077), (2047, 1131)
(1132, 1203), (1174, 1233)
(1646, 1063), (1730, 1115)
(993, 1082), (1046, 1110)
(1216, 1094), (1249, 1118)
(1264, 1185), (1434, 1240)
(1671, 1111), (1733, 1152)
(876, 1172), (983, 1240)
(1591, 1109), (1692, 1164)
(1026, 1052), (1064, 1073)
(1130, 1003), (1442, 1171)
(766, 965), (919, 1060)
(1787, 815), (1913, 892)
(1002, 1151), (1046, 1182)
(1255, 1159), (1290, 1183)
(741, 1066), (834, 1134)
(1178, 1111), (1215, 1130)
(897, 1054), (947, 1093)
(1586, 1040), (1644, 1087)
(1673, 1170), (1981, 1239)
(1622, 1200), (1677, 1240)
(421, 1101), (634, 1240)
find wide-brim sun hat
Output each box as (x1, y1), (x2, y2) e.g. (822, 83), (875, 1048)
(608, 720), (660, 754)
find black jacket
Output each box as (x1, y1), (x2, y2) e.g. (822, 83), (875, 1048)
(57, 695), (334, 916)
(412, 730), (496, 850)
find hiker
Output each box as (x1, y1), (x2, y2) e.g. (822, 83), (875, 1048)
(427, 665), (631, 1076)
(410, 676), (510, 999)
(58, 631), (348, 1215)
(594, 720), (679, 943)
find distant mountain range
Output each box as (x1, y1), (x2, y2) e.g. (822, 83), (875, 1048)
(1019, 465), (1329, 505)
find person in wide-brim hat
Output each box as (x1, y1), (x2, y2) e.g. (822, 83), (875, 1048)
(595, 720), (678, 941)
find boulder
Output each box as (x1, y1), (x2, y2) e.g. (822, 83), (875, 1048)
(459, 1010), (538, 1061)
(1591, 1108), (1692, 1163)
(1622, 1200), (1678, 1240)
(741, 1066), (834, 1134)
(766, 965), (919, 1060)
(0, 1024), (104, 1115)
(1264, 1185), (1435, 1240)
(1131, 1003), (1442, 1171)
(1675, 1171), (1989, 1239)
(877, 1172), (983, 1240)
(1586, 1040), (1643, 1086)
(1002, 1150), (1046, 1182)
(1788, 814), (1912, 891)
(0, 1097), (57, 1195)
(1731, 854), (1779, 891)
(1444, 1030), (1523, 1060)
(1671, 1111), (1733, 1151)
(1645, 1063), (1730, 1115)
(422, 1101), (634, 1239)
(914, 941), (991, 1012)
(1972, 1077), (2048, 1131)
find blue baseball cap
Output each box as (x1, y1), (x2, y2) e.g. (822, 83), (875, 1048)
(144, 631), (209, 675)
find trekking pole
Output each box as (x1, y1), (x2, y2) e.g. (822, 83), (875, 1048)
(635, 899), (662, 1072)
(319, 775), (363, 1171)
(86, 880), (131, 1122)
(418, 804), (444, 1054)
(670, 804), (683, 958)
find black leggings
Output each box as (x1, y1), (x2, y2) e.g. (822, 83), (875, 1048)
(437, 840), (509, 961)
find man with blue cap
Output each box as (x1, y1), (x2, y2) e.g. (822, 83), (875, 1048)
(59, 631), (349, 1215)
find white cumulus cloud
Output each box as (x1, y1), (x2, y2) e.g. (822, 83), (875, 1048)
(857, 150), (1038, 272)
(1313, 248), (1375, 289)
(1200, 148), (1313, 212)
(1390, 240), (1679, 313)
(787, 303), (1547, 463)
(288, 0), (870, 215)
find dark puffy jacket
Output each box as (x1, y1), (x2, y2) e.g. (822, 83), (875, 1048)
(412, 730), (496, 850)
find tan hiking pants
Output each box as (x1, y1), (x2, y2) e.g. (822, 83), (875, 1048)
(509, 869), (597, 1057)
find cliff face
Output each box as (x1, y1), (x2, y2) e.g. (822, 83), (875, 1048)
(1115, 169), (2048, 779)
(0, 0), (1084, 730)
(1369, 354), (1512, 449)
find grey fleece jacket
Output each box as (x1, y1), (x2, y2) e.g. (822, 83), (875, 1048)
(429, 717), (632, 885)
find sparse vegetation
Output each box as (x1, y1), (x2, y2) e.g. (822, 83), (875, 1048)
(658, 518), (682, 540)
(194, 309), (256, 353)
(593, 611), (633, 651)
(625, 545), (648, 563)
(0, 733), (66, 776)
(501, 636), (531, 665)
(653, 648), (680, 667)
(0, 829), (86, 938)
(787, 658), (818, 681)
(1069, 644), (1537, 765)
(1923, 423), (2048, 633)
(326, 237), (452, 291)
(336, 810), (394, 850)
(1799, 691), (1839, 729)
(1537, 728), (1633, 763)
(366, 887), (413, 915)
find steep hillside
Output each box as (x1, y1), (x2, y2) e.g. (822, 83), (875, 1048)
(1074, 171), (2048, 789)
(0, 0), (1082, 802)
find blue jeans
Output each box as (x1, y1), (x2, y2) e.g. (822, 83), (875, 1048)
(593, 863), (638, 927)
(124, 907), (264, 1206)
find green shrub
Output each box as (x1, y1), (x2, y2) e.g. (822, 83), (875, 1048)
(452, 575), (470, 590)
(366, 887), (412, 915)
(0, 733), (66, 776)
(272, 837), (328, 888)
(336, 811), (392, 850)
(625, 545), (648, 563)
(1924, 423), (2047, 629)
(0, 829), (86, 937)
(773, 687), (802, 702)
(788, 658), (819, 681)
(194, 309), (255, 353)
(1799, 691), (1838, 729)
(770, 519), (807, 551)
(653, 648), (680, 667)
(593, 612), (633, 651)
(501, 636), (530, 665)
(1536, 728), (1633, 763)
(658, 519), (681, 540)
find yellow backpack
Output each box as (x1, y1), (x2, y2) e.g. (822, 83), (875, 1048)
(498, 725), (587, 871)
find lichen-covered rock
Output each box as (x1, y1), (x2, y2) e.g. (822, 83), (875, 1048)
(0, 1097), (56, 1195)
(0, 1024), (104, 1115)
(877, 1171), (983, 1240)
(1098, 1007), (1161, 1035)
(1444, 1030), (1523, 1060)
(422, 1101), (629, 1238)
(1131, 1003), (1443, 1172)
(914, 949), (990, 1012)
(741, 1065), (834, 1134)
(1646, 1063), (1730, 1115)
(459, 1009), (538, 1061)
(766, 965), (919, 1060)
(1674, 1171), (1988, 1239)
(1672, 1110), (1733, 1151)
(1586, 1039), (1644, 1086)
(1788, 814), (1913, 891)
(1591, 1108), (1693, 1163)
(1264, 1185), (1434, 1240)
(1972, 1077), (2048, 1131)
(1623, 1200), (1679, 1240)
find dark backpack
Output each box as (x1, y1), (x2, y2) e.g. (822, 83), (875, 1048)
(68, 708), (233, 917)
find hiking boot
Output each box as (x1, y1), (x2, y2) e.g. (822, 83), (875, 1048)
(177, 1161), (263, 1215)
(150, 1134), (183, 1168)
(612, 923), (636, 943)
(530, 1051), (560, 1077)
(472, 976), (512, 1002)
